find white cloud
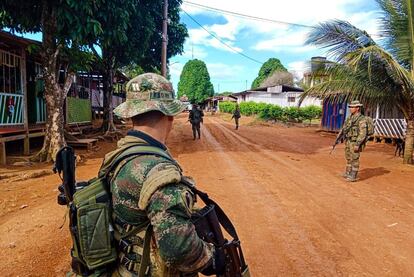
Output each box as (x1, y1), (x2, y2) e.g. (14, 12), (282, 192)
(181, 41), (209, 59)
(183, 0), (376, 30)
(288, 61), (310, 79)
(169, 62), (184, 79)
(206, 62), (246, 79)
(182, 0), (381, 55)
(252, 29), (318, 53)
(185, 29), (243, 53)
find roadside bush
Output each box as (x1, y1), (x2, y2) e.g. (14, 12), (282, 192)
(219, 101), (322, 123)
(218, 101), (236, 113)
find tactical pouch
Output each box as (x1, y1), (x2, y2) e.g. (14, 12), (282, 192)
(73, 177), (117, 270)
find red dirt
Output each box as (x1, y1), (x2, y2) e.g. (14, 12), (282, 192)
(1, 113), (413, 276)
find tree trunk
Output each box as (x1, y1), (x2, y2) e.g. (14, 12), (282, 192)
(101, 62), (116, 133)
(32, 2), (73, 162)
(404, 118), (414, 164)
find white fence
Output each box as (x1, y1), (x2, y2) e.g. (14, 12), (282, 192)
(374, 118), (406, 139)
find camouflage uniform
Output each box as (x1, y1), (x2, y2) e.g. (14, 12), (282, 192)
(188, 106), (204, 140)
(110, 73), (214, 276)
(231, 106), (241, 130)
(338, 101), (368, 181)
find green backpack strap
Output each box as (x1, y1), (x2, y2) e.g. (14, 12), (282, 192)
(99, 145), (180, 179)
(139, 224), (153, 277)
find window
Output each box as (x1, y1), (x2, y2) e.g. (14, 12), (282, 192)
(288, 96), (296, 103)
(0, 50), (22, 94)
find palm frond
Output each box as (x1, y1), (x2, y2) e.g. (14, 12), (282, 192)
(306, 20), (376, 62)
(299, 61), (402, 109)
(345, 45), (414, 93)
(376, 0), (412, 69)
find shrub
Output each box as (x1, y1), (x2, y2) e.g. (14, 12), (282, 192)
(219, 101), (322, 123)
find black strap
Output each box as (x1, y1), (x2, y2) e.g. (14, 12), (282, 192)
(181, 177), (239, 241)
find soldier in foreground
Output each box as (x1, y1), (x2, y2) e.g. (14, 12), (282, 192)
(335, 100), (368, 182)
(188, 104), (204, 140)
(231, 104), (241, 130)
(109, 73), (222, 276)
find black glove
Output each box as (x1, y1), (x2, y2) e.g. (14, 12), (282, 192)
(201, 247), (226, 276)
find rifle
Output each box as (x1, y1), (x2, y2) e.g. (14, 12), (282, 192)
(187, 179), (250, 277)
(54, 146), (77, 205)
(330, 131), (344, 155)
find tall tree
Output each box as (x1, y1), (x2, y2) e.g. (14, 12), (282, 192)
(177, 59), (214, 103)
(0, 0), (101, 162)
(91, 0), (187, 133)
(251, 58), (288, 89)
(301, 0), (414, 164)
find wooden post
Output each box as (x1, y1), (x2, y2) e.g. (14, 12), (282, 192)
(161, 0), (168, 77)
(0, 142), (6, 165)
(21, 48), (30, 155)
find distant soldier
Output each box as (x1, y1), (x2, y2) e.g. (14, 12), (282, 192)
(189, 104), (204, 140)
(231, 104), (241, 130)
(336, 100), (369, 182)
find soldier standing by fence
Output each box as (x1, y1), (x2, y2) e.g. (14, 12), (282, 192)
(336, 100), (370, 182)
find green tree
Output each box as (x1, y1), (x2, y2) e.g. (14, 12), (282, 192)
(251, 58), (288, 89)
(177, 59), (214, 103)
(90, 0), (187, 133)
(301, 0), (414, 164)
(0, 0), (102, 162)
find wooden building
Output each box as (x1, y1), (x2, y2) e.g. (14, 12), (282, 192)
(0, 31), (128, 164)
(0, 31), (45, 164)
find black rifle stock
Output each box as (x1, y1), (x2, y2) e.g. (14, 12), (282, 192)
(189, 183), (250, 277)
(54, 146), (76, 205)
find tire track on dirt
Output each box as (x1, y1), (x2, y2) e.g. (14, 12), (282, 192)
(204, 116), (414, 276)
(202, 119), (340, 276)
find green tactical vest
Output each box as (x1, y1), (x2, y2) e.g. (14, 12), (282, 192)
(71, 144), (179, 277)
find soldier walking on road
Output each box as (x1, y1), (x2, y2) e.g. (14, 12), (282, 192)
(336, 100), (369, 182)
(231, 104), (241, 130)
(108, 73), (223, 276)
(189, 104), (204, 140)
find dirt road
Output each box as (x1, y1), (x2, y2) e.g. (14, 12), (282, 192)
(1, 114), (414, 276)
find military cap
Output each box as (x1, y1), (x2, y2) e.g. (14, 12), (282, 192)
(114, 73), (186, 118)
(348, 100), (363, 107)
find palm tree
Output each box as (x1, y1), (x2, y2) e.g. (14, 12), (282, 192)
(301, 0), (414, 164)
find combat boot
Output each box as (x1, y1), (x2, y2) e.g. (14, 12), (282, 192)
(341, 166), (351, 178)
(346, 171), (359, 182)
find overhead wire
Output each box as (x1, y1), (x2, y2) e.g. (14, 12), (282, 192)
(181, 8), (264, 65)
(182, 1), (315, 29)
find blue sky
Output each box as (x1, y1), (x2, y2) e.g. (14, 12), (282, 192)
(10, 0), (382, 94)
(170, 0), (383, 93)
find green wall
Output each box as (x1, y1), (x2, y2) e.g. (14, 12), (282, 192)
(67, 97), (92, 124)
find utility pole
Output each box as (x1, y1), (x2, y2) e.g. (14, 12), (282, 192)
(161, 0), (168, 77)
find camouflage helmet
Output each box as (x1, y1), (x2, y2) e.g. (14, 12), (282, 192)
(348, 100), (363, 108)
(113, 73), (186, 118)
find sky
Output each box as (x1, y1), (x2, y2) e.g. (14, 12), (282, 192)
(9, 0), (382, 94)
(170, 0), (383, 93)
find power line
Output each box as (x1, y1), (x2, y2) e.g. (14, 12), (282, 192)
(183, 1), (314, 29)
(181, 8), (264, 65)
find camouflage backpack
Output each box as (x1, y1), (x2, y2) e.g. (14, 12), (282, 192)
(365, 116), (375, 137)
(56, 145), (176, 276)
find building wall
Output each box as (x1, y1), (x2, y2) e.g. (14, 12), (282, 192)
(0, 49), (24, 126)
(239, 92), (321, 107)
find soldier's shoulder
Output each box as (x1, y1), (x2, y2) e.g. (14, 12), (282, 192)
(136, 156), (182, 210)
(115, 154), (179, 183)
